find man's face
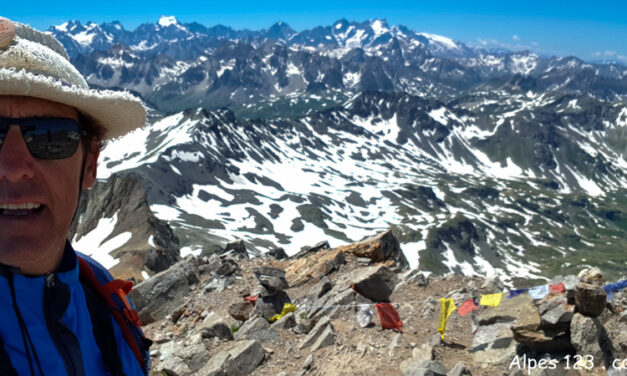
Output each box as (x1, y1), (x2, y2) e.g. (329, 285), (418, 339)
(0, 96), (99, 274)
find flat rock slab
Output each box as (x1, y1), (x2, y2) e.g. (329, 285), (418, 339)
(311, 325), (335, 351)
(298, 317), (332, 350)
(335, 229), (409, 269)
(234, 317), (281, 342)
(200, 340), (265, 376)
(472, 295), (536, 366)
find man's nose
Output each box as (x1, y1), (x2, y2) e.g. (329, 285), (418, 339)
(0, 126), (36, 182)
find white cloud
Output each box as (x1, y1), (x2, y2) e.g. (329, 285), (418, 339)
(512, 35), (520, 41)
(592, 50), (627, 62)
(473, 38), (538, 52)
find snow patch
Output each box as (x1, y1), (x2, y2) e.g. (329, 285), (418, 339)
(72, 213), (131, 269)
(158, 15), (179, 27)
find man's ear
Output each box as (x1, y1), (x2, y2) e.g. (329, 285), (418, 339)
(81, 142), (100, 190)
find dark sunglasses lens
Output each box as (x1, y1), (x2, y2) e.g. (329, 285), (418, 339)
(21, 119), (82, 159)
(0, 125), (7, 146)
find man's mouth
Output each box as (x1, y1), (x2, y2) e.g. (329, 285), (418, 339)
(0, 203), (43, 216)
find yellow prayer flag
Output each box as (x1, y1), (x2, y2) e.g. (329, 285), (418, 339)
(437, 298), (457, 340)
(281, 303), (296, 315)
(268, 303), (298, 323)
(479, 293), (503, 307)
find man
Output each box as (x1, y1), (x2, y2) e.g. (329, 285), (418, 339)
(0, 18), (149, 375)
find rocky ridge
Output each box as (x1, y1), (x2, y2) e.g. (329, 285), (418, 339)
(131, 230), (627, 376)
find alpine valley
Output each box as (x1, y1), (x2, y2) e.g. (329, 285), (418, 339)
(60, 16), (627, 284)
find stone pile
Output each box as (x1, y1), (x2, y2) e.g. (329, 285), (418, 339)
(251, 266), (292, 320)
(469, 267), (627, 373)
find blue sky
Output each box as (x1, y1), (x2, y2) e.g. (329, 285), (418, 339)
(5, 0), (627, 63)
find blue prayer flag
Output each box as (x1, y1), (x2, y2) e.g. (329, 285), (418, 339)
(507, 288), (528, 299)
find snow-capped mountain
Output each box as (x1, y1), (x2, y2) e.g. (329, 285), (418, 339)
(71, 89), (627, 283)
(51, 18), (627, 115)
(57, 18), (627, 282)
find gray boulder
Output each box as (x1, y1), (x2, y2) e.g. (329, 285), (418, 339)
(234, 317), (281, 342)
(510, 295), (573, 353)
(400, 342), (435, 374)
(253, 266), (289, 292)
(129, 256), (199, 323)
(157, 335), (208, 375)
(310, 276), (333, 299)
(311, 325), (335, 351)
(538, 295), (574, 327)
(570, 313), (604, 367)
(575, 282), (607, 317)
(350, 264), (398, 302)
(298, 317), (332, 350)
(273, 311), (297, 330)
(201, 323), (234, 341)
(228, 301), (254, 321)
(199, 340), (265, 376)
(401, 360), (446, 376)
(255, 290), (292, 320)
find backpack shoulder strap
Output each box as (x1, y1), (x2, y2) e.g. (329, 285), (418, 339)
(0, 334), (19, 376)
(77, 254), (150, 374)
(82, 281), (125, 376)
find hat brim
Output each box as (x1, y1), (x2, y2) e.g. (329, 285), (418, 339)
(0, 68), (146, 140)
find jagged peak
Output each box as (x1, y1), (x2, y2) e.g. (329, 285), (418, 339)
(158, 15), (179, 27)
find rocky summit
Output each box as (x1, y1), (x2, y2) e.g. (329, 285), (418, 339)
(134, 230), (626, 376)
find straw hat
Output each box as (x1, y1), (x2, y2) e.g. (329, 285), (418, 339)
(0, 17), (146, 140)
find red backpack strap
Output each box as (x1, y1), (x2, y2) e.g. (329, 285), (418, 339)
(77, 257), (145, 370)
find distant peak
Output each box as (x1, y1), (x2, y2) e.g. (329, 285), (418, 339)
(158, 15), (179, 27)
(269, 21), (292, 30)
(53, 20), (81, 32)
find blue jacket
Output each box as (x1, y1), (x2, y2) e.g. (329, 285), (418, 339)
(0, 243), (145, 376)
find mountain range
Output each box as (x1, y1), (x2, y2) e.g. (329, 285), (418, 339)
(57, 17), (627, 284)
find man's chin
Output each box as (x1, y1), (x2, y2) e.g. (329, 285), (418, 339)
(0, 239), (63, 275)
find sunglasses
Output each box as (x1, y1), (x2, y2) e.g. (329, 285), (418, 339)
(0, 117), (87, 160)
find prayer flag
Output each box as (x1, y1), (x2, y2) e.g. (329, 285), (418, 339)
(603, 280), (627, 302)
(529, 285), (549, 299)
(507, 289), (528, 299)
(550, 283), (565, 294)
(268, 303), (297, 323)
(375, 303), (403, 332)
(458, 298), (478, 316)
(244, 295), (258, 303)
(479, 293), (503, 307)
(437, 298), (456, 339)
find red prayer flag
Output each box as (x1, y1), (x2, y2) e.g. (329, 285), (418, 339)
(375, 303), (402, 332)
(550, 283), (565, 294)
(244, 295), (258, 303)
(458, 298), (478, 316)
